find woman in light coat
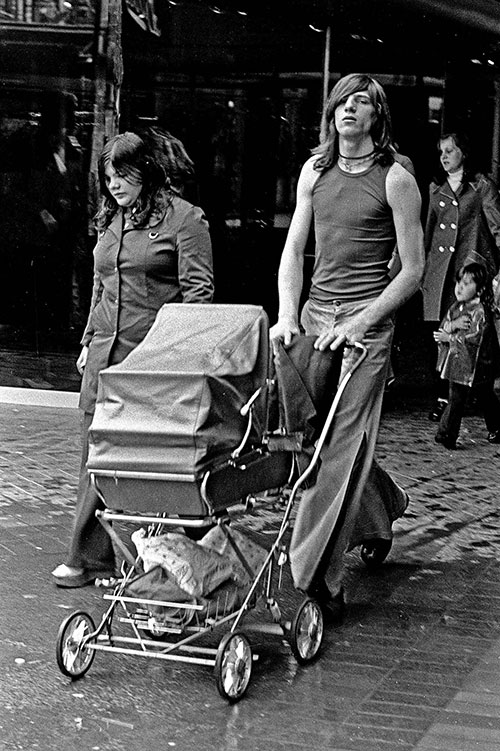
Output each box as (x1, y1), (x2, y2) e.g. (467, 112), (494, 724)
(422, 132), (500, 420)
(52, 131), (214, 587)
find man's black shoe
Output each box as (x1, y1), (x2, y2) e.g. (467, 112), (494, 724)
(360, 538), (392, 567)
(307, 580), (345, 625)
(435, 432), (456, 450)
(320, 588), (345, 625)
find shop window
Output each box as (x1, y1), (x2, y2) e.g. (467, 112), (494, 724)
(0, 0), (94, 25)
(428, 95), (443, 125)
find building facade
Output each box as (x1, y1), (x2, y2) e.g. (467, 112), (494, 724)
(0, 0), (499, 373)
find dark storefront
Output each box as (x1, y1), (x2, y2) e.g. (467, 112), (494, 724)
(0, 1), (96, 362)
(1, 0), (500, 389)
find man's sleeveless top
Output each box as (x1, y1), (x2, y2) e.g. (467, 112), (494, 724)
(310, 161), (396, 303)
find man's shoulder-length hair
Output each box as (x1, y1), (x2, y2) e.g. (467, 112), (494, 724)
(313, 73), (395, 173)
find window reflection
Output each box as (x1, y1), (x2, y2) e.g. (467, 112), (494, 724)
(0, 0), (95, 25)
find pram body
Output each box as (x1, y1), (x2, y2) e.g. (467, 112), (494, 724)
(56, 304), (364, 701)
(86, 303), (291, 517)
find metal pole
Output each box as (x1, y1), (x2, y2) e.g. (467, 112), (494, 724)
(319, 25), (332, 142)
(88, 0), (123, 231)
(492, 78), (500, 183)
(322, 25), (332, 110)
(106, 0), (123, 135)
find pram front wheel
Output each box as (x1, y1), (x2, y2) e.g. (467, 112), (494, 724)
(56, 611), (96, 679)
(214, 631), (253, 702)
(289, 597), (324, 665)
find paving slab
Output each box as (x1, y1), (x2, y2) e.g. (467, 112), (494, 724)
(0, 394), (499, 751)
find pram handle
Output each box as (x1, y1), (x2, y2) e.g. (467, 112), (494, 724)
(346, 341), (365, 351)
(286, 340), (367, 496)
(312, 339), (367, 448)
(240, 386), (263, 417)
(233, 342), (366, 462)
(231, 386), (264, 459)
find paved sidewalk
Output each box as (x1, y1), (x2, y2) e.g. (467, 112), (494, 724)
(0, 390), (499, 751)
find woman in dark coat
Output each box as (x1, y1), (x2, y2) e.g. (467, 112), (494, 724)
(52, 131), (214, 587)
(422, 132), (500, 420)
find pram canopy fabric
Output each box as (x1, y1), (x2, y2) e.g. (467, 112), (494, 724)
(87, 304), (270, 479)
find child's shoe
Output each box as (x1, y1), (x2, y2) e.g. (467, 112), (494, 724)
(428, 398), (448, 422)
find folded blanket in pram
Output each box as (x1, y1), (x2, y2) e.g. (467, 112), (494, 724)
(131, 528), (234, 598)
(130, 526), (267, 599)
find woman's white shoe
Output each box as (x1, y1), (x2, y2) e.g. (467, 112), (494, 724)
(51, 564), (85, 578)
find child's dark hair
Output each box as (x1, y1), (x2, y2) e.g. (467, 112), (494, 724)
(456, 262), (494, 310)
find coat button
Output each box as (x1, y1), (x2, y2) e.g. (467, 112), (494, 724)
(451, 223), (456, 229)
(452, 200), (458, 206)
(439, 246), (445, 252)
(449, 246), (455, 253)
(439, 201), (445, 207)
(440, 223), (446, 229)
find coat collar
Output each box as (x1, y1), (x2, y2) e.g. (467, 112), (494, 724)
(431, 181), (455, 199)
(105, 206), (167, 239)
(431, 171), (482, 197)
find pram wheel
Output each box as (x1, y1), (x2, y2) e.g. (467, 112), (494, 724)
(360, 538), (392, 568)
(289, 597), (324, 665)
(56, 611), (96, 679)
(214, 631), (253, 702)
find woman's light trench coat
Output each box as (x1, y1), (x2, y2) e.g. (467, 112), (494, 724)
(422, 173), (500, 322)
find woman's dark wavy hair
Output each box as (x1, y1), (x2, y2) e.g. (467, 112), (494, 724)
(95, 132), (169, 231)
(456, 261), (494, 311)
(313, 73), (395, 173)
(140, 126), (195, 196)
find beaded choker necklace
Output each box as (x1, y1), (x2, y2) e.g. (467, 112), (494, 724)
(338, 150), (376, 172)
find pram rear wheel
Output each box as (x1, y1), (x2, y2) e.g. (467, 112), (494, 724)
(289, 597), (324, 665)
(56, 611), (96, 679)
(214, 631), (252, 702)
(360, 538), (392, 568)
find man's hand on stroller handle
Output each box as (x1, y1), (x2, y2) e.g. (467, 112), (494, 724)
(270, 317), (300, 348)
(270, 314), (366, 353)
(314, 312), (369, 351)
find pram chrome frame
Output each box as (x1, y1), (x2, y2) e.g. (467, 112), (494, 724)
(56, 343), (367, 702)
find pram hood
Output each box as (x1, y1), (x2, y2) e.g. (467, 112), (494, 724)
(87, 304), (270, 479)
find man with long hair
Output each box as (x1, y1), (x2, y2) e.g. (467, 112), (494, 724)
(270, 73), (424, 620)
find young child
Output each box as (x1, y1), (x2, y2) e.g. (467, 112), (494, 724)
(433, 262), (500, 450)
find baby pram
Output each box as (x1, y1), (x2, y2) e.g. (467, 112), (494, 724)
(55, 304), (366, 702)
